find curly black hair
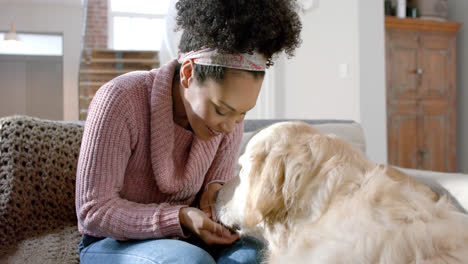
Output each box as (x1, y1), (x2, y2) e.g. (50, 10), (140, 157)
(175, 0), (302, 68)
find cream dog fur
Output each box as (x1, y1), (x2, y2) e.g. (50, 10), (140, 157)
(215, 121), (468, 264)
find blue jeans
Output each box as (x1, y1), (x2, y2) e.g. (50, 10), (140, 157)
(78, 235), (264, 264)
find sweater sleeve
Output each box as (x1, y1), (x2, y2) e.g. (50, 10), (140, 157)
(75, 81), (186, 241)
(203, 121), (244, 189)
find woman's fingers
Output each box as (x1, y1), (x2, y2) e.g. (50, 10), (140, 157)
(200, 203), (217, 219)
(202, 218), (238, 241)
(200, 229), (239, 245)
(214, 222), (232, 238)
(180, 206), (238, 245)
(199, 195), (213, 218)
(200, 205), (212, 218)
(199, 183), (223, 219)
(210, 205), (216, 221)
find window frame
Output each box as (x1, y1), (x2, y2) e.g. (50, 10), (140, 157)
(0, 31), (63, 56)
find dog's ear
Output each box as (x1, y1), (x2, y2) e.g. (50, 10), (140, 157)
(281, 143), (317, 210)
(280, 134), (339, 220)
(244, 147), (285, 227)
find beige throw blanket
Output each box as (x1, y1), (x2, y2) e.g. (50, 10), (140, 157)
(0, 116), (83, 263)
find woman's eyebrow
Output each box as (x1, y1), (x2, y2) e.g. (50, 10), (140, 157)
(219, 100), (236, 112)
(218, 100), (248, 115)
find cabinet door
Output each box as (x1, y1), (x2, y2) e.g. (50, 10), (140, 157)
(419, 33), (457, 172)
(386, 30), (421, 102)
(419, 100), (456, 172)
(420, 33), (456, 101)
(386, 30), (421, 168)
(387, 100), (420, 169)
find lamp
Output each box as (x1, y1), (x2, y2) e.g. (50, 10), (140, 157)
(4, 21), (20, 42)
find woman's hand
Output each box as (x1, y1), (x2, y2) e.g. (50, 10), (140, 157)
(179, 207), (239, 245)
(199, 183), (223, 219)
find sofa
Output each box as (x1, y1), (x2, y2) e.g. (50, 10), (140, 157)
(0, 115), (467, 263)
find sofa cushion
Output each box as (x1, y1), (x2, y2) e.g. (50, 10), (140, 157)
(0, 116), (83, 255)
(244, 119), (356, 132)
(236, 121), (366, 177)
(398, 167), (468, 213)
(243, 120), (366, 154)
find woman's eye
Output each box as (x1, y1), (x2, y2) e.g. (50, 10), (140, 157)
(215, 107), (226, 116)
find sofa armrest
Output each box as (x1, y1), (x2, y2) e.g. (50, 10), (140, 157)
(397, 167), (468, 213)
(0, 115), (83, 251)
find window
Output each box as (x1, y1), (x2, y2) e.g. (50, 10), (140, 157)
(109, 0), (170, 51)
(0, 33), (63, 56)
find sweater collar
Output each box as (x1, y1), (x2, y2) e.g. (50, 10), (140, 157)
(149, 59), (222, 195)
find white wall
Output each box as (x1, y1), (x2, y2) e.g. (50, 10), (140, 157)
(0, 0), (83, 120)
(282, 0), (360, 121)
(275, 0), (387, 164)
(448, 1), (468, 173)
(358, 0), (387, 164)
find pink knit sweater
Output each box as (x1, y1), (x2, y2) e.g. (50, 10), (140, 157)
(75, 59), (243, 240)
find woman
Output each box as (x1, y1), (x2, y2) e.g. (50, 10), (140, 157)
(76, 0), (302, 263)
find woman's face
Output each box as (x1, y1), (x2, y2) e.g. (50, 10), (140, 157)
(180, 62), (263, 141)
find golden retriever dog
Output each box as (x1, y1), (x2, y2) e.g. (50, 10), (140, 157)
(214, 121), (468, 264)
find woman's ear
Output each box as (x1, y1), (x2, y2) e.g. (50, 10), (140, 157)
(180, 59), (195, 88)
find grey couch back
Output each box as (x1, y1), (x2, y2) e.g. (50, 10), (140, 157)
(244, 119), (355, 132)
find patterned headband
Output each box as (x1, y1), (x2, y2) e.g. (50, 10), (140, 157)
(177, 48), (266, 71)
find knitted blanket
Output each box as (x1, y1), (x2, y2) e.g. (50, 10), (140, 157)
(0, 116), (83, 263)
(0, 225), (82, 264)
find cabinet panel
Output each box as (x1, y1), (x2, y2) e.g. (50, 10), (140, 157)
(420, 34), (455, 100)
(386, 31), (420, 101)
(388, 101), (419, 169)
(420, 100), (456, 171)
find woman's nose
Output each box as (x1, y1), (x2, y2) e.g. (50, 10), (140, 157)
(221, 118), (236, 133)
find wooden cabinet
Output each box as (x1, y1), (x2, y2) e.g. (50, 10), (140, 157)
(385, 16), (461, 172)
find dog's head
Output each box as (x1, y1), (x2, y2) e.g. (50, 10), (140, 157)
(215, 121), (366, 231)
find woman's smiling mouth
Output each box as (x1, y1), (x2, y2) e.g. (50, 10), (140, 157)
(207, 126), (221, 137)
